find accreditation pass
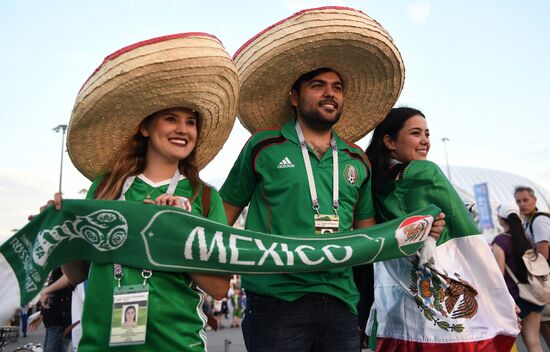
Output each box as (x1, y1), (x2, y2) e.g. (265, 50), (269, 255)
(109, 284), (149, 346)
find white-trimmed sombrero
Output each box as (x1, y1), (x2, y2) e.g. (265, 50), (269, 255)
(234, 6), (404, 142)
(67, 32), (239, 180)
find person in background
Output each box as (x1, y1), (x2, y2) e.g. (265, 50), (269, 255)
(212, 299), (225, 330)
(515, 187), (550, 259)
(230, 287), (244, 328)
(514, 186), (550, 348)
(20, 303), (29, 338)
(70, 282), (85, 352)
(492, 204), (544, 352)
(28, 268), (72, 352)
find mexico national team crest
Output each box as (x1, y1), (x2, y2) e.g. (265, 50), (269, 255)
(343, 165), (358, 184)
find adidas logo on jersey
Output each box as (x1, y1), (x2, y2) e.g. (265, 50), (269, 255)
(277, 157), (295, 169)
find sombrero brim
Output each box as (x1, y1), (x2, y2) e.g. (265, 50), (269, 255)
(68, 33), (239, 180)
(234, 6), (404, 142)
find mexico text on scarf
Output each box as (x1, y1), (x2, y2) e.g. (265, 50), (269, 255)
(0, 199), (438, 321)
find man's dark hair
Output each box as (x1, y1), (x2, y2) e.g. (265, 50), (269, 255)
(291, 67), (343, 95)
(514, 186), (535, 197)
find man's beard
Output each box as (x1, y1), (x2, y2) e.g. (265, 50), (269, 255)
(297, 100), (342, 132)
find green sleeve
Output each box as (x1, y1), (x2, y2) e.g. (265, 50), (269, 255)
(86, 176), (104, 200)
(219, 137), (257, 207)
(398, 160), (479, 243)
(207, 187), (228, 225)
(353, 167), (376, 221)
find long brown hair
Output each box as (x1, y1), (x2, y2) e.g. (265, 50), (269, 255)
(95, 108), (202, 202)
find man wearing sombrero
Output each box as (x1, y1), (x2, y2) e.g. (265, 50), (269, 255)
(220, 7), (405, 351)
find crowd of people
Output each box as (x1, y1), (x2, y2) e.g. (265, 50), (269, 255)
(7, 5), (549, 352)
(203, 281), (246, 330)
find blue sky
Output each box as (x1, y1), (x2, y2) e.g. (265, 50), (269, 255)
(1, 0), (549, 241)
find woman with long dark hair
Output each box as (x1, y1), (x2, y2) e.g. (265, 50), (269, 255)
(364, 107), (518, 351)
(492, 204), (544, 351)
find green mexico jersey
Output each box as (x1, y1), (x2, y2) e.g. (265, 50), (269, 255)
(78, 175), (226, 352)
(374, 160), (479, 243)
(220, 120), (375, 314)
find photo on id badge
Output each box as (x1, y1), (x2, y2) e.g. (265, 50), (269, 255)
(122, 305), (138, 328)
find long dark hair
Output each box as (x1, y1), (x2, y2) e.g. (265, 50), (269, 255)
(502, 212), (534, 283)
(366, 107), (425, 194)
(95, 108), (202, 202)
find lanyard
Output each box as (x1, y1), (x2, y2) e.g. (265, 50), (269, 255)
(295, 121), (339, 214)
(119, 169), (181, 201)
(114, 168), (181, 287)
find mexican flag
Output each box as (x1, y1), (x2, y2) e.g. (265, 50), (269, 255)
(367, 161), (519, 351)
(0, 199), (440, 325)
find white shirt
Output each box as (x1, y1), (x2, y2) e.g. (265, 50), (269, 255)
(526, 213), (550, 244)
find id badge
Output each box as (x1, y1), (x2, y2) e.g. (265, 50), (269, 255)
(314, 214), (339, 235)
(109, 284), (149, 346)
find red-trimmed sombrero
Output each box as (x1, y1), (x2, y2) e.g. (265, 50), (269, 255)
(67, 33), (239, 180)
(234, 6), (404, 142)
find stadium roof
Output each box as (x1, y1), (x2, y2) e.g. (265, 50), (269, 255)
(441, 165), (550, 211)
(439, 164), (549, 239)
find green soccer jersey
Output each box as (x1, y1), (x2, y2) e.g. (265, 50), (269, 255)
(373, 160), (479, 242)
(78, 175), (227, 352)
(220, 120), (375, 313)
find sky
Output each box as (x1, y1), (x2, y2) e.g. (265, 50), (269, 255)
(1, 0), (549, 242)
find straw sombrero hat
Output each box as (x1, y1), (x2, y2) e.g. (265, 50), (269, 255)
(234, 6), (404, 142)
(67, 32), (239, 180)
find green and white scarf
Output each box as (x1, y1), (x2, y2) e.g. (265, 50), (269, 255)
(0, 199), (439, 322)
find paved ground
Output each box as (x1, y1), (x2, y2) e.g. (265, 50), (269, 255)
(2, 321), (545, 352)
(205, 323), (246, 352)
(2, 316), (247, 352)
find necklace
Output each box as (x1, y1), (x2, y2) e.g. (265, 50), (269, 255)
(122, 171), (180, 202)
(142, 182), (160, 200)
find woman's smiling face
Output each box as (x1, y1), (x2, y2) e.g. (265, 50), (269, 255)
(384, 114), (430, 163)
(141, 108), (198, 164)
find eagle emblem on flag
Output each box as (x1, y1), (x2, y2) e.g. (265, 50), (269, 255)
(394, 215), (433, 255)
(409, 255), (479, 333)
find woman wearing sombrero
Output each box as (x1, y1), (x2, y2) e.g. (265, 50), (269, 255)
(52, 33), (238, 351)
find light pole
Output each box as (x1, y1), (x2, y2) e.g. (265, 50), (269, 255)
(53, 124), (68, 194)
(441, 137), (452, 182)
